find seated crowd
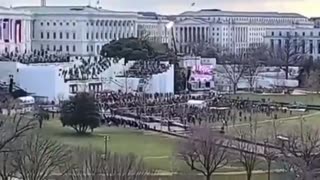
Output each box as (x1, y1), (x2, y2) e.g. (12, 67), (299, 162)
(0, 50), (71, 64)
(119, 60), (171, 78)
(60, 56), (110, 82)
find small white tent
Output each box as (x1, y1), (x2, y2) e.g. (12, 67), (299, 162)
(187, 100), (206, 108)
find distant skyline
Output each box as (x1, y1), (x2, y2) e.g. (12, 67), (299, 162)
(2, 0), (320, 17)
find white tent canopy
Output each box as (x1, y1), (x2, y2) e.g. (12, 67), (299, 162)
(18, 96), (35, 104)
(187, 100), (207, 108)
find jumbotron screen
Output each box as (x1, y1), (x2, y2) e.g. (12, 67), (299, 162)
(189, 65), (214, 82)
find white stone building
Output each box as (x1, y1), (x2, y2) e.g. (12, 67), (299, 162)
(137, 12), (171, 45)
(14, 5), (139, 56)
(0, 7), (32, 53)
(265, 27), (320, 60)
(173, 9), (314, 54)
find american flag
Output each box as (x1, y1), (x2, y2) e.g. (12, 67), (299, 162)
(3, 19), (9, 42)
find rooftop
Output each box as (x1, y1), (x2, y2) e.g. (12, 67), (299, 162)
(0, 6), (31, 15)
(179, 9), (307, 18)
(13, 6), (138, 16)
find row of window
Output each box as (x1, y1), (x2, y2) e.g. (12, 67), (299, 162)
(270, 39), (320, 54)
(86, 32), (134, 40)
(87, 45), (101, 54)
(271, 31), (320, 37)
(40, 32), (76, 40)
(40, 44), (76, 52)
(86, 20), (134, 27)
(40, 22), (76, 27)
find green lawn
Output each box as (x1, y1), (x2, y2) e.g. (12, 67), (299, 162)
(227, 111), (320, 140)
(228, 93), (320, 105)
(40, 119), (177, 171)
(38, 119), (292, 179)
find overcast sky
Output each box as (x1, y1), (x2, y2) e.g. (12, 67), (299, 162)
(2, 0), (320, 17)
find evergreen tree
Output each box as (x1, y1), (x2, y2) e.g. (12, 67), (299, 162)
(60, 92), (100, 134)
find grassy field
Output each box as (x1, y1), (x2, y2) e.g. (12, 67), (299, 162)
(227, 110), (320, 140)
(40, 119), (290, 180)
(228, 93), (320, 105)
(40, 119), (178, 171)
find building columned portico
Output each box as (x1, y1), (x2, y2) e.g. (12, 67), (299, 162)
(0, 7), (32, 53)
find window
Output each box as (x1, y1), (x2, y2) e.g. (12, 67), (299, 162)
(47, 32), (50, 39)
(86, 33), (89, 40)
(302, 32), (305, 36)
(97, 45), (100, 54)
(96, 33), (99, 39)
(302, 40), (306, 53)
(53, 22), (56, 26)
(101, 32), (103, 39)
(40, 22), (43, 26)
(295, 32), (298, 36)
(87, 45), (89, 52)
(318, 40), (320, 54)
(73, 22), (76, 26)
(91, 45), (94, 52)
(66, 45), (69, 52)
(66, 32), (69, 39)
(105, 33), (108, 39)
(66, 22), (69, 26)
(53, 32), (56, 39)
(60, 32), (63, 39)
(270, 39), (274, 49)
(60, 22), (63, 26)
(73, 45), (76, 52)
(279, 32), (282, 36)
(91, 33), (94, 40)
(287, 32), (290, 36)
(40, 32), (44, 39)
(73, 33), (76, 39)
(40, 44), (44, 50)
(60, 45), (63, 51)
(47, 22), (50, 26)
(278, 39), (282, 48)
(47, 44), (50, 50)
(53, 45), (56, 51)
(271, 32), (274, 36)
(310, 40), (314, 54)
(311, 32), (314, 36)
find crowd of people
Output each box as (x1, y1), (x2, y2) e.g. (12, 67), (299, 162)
(118, 60), (171, 78)
(96, 91), (304, 132)
(0, 50), (71, 64)
(60, 56), (111, 82)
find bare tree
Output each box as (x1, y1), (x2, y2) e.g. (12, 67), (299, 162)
(178, 126), (229, 180)
(281, 126), (320, 180)
(12, 132), (71, 180)
(244, 45), (269, 91)
(0, 114), (35, 152)
(0, 149), (17, 180)
(63, 147), (154, 180)
(307, 69), (320, 94)
(263, 139), (279, 180)
(237, 136), (259, 180)
(267, 35), (309, 79)
(219, 50), (248, 94)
